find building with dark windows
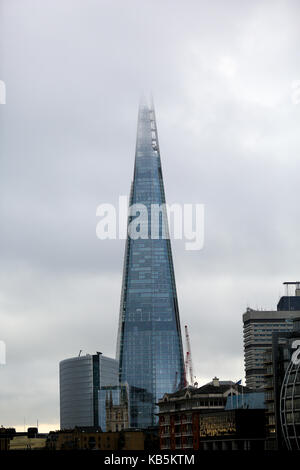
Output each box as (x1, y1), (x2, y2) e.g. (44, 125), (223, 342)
(264, 316), (300, 450)
(157, 378), (263, 450)
(46, 428), (159, 451)
(277, 282), (300, 311)
(197, 409), (265, 451)
(0, 428), (48, 451)
(116, 99), (185, 428)
(0, 428), (15, 451)
(243, 283), (300, 389)
(59, 352), (118, 429)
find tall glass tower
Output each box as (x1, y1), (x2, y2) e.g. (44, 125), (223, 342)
(116, 99), (185, 428)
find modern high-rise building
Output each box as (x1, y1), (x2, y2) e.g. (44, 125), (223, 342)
(116, 99), (185, 428)
(59, 352), (118, 429)
(243, 283), (300, 389)
(264, 316), (300, 450)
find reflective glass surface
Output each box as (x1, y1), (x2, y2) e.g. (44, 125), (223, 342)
(116, 101), (185, 428)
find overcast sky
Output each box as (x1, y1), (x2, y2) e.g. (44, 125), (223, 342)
(1, 0), (300, 432)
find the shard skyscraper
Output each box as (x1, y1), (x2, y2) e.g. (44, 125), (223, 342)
(116, 99), (185, 428)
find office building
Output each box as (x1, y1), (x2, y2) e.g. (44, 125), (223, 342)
(264, 316), (300, 450)
(157, 377), (259, 450)
(59, 352), (118, 429)
(243, 283), (300, 389)
(277, 281), (300, 311)
(47, 428), (159, 451)
(0, 428), (47, 451)
(116, 99), (185, 428)
(0, 428), (15, 451)
(196, 409), (265, 451)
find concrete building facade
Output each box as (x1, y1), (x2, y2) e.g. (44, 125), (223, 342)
(243, 308), (299, 389)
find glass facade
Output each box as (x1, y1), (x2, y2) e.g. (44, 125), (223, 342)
(225, 392), (266, 410)
(116, 100), (185, 428)
(60, 355), (94, 429)
(59, 353), (119, 429)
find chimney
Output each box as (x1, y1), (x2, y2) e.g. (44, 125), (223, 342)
(212, 377), (220, 387)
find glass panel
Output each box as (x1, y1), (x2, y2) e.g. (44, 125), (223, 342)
(116, 102), (185, 428)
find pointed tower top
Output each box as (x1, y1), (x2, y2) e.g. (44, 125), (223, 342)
(139, 93), (148, 108)
(116, 99), (185, 428)
(139, 93), (155, 111)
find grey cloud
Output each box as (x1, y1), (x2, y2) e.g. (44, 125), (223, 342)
(0, 0), (300, 428)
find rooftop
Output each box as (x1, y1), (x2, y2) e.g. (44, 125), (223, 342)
(158, 378), (252, 402)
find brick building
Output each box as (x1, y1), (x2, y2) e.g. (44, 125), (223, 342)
(157, 378), (264, 450)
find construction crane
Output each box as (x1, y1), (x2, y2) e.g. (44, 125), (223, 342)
(184, 351), (190, 387)
(185, 325), (195, 386)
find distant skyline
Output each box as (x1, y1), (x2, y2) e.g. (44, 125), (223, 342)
(1, 0), (300, 431)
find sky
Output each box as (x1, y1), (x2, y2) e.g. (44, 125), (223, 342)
(1, 0), (300, 432)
